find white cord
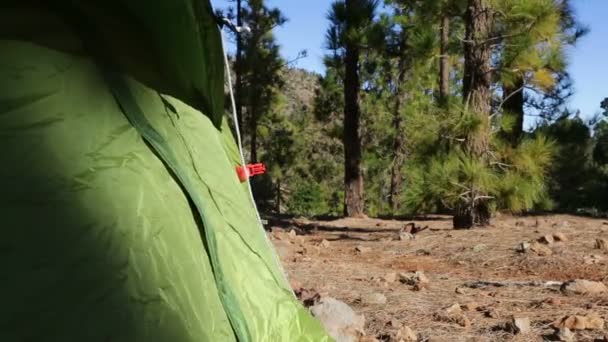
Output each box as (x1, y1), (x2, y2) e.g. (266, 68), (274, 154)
(220, 29), (292, 290)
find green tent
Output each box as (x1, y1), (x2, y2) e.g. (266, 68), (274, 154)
(0, 2), (331, 341)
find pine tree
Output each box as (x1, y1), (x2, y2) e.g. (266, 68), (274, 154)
(238, 0), (286, 162)
(325, 0), (380, 217)
(498, 0), (586, 143)
(451, 0), (495, 228)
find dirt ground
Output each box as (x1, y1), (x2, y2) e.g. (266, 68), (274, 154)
(268, 214), (608, 342)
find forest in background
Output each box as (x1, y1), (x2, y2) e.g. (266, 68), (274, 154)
(218, 0), (608, 228)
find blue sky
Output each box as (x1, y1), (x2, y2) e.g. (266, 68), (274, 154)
(213, 0), (607, 118)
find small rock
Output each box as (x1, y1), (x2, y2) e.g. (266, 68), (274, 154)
(361, 292), (387, 305)
(399, 232), (415, 241)
(553, 233), (568, 242)
(517, 241), (531, 253)
(539, 235), (555, 244)
(383, 272), (397, 283)
(355, 246), (372, 254)
(530, 241), (553, 256)
(434, 304), (471, 328)
(561, 279), (608, 295)
(461, 302), (479, 311)
(544, 297), (562, 306)
(483, 308), (500, 319)
(508, 316), (531, 335)
(473, 244), (487, 252)
(396, 326), (417, 342)
(320, 239), (331, 248)
(310, 297), (365, 342)
(455, 287), (468, 295)
(553, 312), (605, 330)
(398, 271), (430, 290)
(596, 239), (608, 250)
(413, 271), (430, 291)
(415, 249), (431, 256)
(288, 229), (297, 239)
(555, 327), (575, 342)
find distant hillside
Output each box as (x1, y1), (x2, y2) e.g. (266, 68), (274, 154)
(279, 67), (320, 118)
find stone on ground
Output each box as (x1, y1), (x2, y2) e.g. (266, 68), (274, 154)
(355, 246), (372, 254)
(560, 279), (608, 295)
(596, 238), (608, 250)
(310, 297), (365, 342)
(508, 316), (531, 335)
(555, 327), (575, 342)
(553, 232), (568, 242)
(399, 232), (414, 241)
(434, 303), (471, 328)
(361, 292), (387, 305)
(553, 312), (605, 330)
(529, 241), (553, 256)
(473, 244), (487, 252)
(539, 235), (555, 244)
(516, 241), (531, 253)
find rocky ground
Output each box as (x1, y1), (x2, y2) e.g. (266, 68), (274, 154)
(268, 214), (608, 342)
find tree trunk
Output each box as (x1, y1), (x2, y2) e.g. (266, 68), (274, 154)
(388, 112), (404, 215)
(502, 78), (525, 144)
(439, 14), (450, 105)
(235, 0), (244, 134)
(276, 178), (281, 214)
(455, 0), (493, 229)
(388, 44), (407, 215)
(343, 0), (364, 217)
(249, 102), (258, 163)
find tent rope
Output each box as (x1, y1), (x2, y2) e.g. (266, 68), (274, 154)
(219, 25), (293, 290)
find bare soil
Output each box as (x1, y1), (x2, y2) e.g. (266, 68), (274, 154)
(269, 214), (608, 342)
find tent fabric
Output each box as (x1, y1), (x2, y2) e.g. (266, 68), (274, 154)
(0, 2), (332, 342)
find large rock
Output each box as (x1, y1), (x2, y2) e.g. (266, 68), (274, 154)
(310, 297), (365, 342)
(561, 279), (608, 295)
(553, 312), (605, 330)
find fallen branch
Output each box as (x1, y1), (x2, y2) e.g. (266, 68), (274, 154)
(464, 280), (563, 289)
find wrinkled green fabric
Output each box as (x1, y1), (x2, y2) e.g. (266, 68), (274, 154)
(0, 38), (331, 342)
(0, 1), (332, 341)
(1, 0), (224, 127)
